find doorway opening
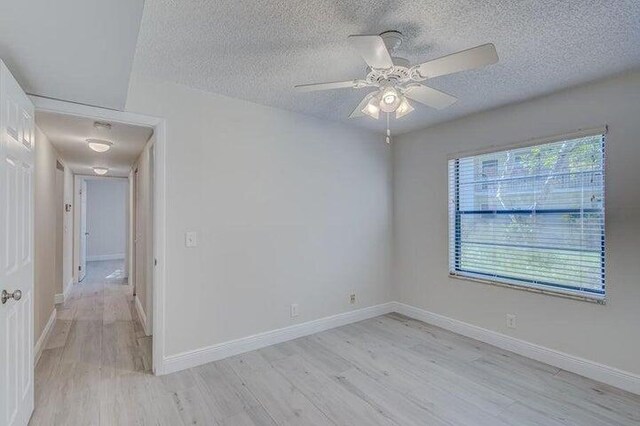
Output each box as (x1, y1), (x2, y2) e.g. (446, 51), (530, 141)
(32, 101), (164, 375)
(0, 61), (167, 424)
(75, 176), (129, 285)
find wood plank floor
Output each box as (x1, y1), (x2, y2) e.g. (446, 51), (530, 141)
(31, 260), (640, 425)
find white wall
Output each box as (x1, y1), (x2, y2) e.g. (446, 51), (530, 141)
(125, 75), (392, 357)
(86, 179), (128, 260)
(54, 166), (64, 294)
(393, 71), (640, 375)
(62, 166), (73, 288)
(34, 127), (58, 342)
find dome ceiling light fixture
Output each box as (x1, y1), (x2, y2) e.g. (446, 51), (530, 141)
(88, 121), (114, 152)
(87, 139), (113, 152)
(295, 31), (498, 143)
(93, 167), (109, 175)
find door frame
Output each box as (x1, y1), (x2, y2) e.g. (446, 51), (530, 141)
(130, 165), (138, 297)
(77, 178), (88, 281)
(130, 136), (155, 336)
(30, 95), (167, 375)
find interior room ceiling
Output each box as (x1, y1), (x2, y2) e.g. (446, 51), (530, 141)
(132, 0), (640, 134)
(0, 0), (144, 110)
(36, 111), (153, 177)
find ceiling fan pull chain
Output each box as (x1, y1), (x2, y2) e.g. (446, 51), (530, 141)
(386, 112), (391, 144)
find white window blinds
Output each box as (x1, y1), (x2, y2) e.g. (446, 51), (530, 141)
(448, 132), (606, 300)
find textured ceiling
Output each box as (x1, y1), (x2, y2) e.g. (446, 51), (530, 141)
(131, 0), (640, 134)
(36, 111), (153, 177)
(0, 0), (144, 110)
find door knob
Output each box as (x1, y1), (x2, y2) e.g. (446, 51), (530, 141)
(1, 289), (22, 304)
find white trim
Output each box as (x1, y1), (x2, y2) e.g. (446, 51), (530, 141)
(392, 302), (640, 396)
(87, 253), (125, 262)
(162, 303), (395, 375)
(29, 95), (160, 127)
(34, 309), (57, 365)
(446, 126), (608, 159)
(31, 95), (167, 376)
(134, 295), (151, 336)
(448, 273), (606, 305)
(74, 175), (129, 182)
(54, 278), (74, 305)
(151, 119), (166, 375)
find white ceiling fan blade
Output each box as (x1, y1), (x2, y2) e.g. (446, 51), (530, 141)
(294, 80), (357, 92)
(349, 92), (378, 118)
(404, 85), (457, 110)
(416, 43), (498, 79)
(348, 35), (394, 69)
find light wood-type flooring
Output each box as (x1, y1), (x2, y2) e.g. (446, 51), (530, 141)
(30, 260), (640, 425)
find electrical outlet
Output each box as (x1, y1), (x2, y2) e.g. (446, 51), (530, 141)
(290, 303), (299, 318)
(350, 294), (356, 304)
(506, 314), (517, 329)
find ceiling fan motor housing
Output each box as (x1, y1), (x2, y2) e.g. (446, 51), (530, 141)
(365, 66), (412, 88)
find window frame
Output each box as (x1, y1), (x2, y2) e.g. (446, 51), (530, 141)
(447, 127), (607, 304)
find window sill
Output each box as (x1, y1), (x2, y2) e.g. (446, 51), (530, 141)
(448, 273), (606, 305)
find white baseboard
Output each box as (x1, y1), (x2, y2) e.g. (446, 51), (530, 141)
(54, 278), (74, 305)
(392, 302), (640, 396)
(135, 295), (151, 337)
(35, 309), (57, 365)
(87, 253), (125, 262)
(162, 302), (395, 375)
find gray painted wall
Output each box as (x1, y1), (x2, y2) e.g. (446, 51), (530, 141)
(393, 71), (640, 374)
(125, 75), (393, 357)
(34, 127), (58, 342)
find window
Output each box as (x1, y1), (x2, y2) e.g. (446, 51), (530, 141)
(480, 159), (498, 190)
(448, 132), (606, 301)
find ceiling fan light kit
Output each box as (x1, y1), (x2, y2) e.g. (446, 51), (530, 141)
(362, 95), (380, 119)
(395, 97), (414, 119)
(379, 85), (401, 113)
(295, 31), (498, 142)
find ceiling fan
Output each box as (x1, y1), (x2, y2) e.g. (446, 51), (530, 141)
(295, 31), (498, 134)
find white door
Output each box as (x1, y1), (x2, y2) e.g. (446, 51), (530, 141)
(0, 60), (35, 426)
(78, 179), (87, 281)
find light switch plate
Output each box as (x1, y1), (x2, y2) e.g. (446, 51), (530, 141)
(185, 231), (197, 248)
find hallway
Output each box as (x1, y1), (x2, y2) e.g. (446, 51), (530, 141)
(30, 260), (156, 425)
